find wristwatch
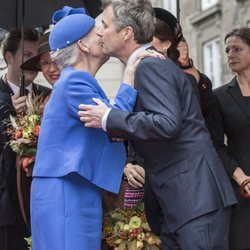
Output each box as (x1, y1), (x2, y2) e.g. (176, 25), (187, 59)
(181, 58), (193, 69)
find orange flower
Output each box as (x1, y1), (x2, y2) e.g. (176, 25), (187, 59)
(33, 125), (40, 137)
(15, 129), (23, 139)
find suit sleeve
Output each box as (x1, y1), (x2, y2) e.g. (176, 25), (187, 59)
(205, 91), (238, 178)
(107, 58), (183, 140)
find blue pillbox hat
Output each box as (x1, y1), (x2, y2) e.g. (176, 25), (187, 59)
(49, 6), (95, 51)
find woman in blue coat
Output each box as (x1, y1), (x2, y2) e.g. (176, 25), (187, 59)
(30, 7), (138, 250)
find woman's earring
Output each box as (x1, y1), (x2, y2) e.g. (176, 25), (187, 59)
(163, 48), (168, 56)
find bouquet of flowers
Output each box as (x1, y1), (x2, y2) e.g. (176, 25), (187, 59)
(6, 95), (44, 156)
(102, 203), (161, 250)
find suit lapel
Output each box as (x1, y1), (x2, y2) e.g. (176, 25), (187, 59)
(0, 77), (14, 96)
(0, 77), (51, 97)
(227, 77), (250, 118)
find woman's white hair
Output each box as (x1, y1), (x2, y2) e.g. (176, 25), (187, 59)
(50, 42), (79, 70)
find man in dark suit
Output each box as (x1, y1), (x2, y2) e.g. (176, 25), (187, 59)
(0, 28), (51, 250)
(79, 0), (237, 249)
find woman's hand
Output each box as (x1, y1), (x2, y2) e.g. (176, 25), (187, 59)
(177, 41), (200, 82)
(124, 163), (145, 188)
(233, 167), (250, 198)
(177, 40), (190, 67)
(21, 155), (35, 177)
(123, 50), (165, 86)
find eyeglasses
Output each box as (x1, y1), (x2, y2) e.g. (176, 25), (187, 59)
(39, 58), (58, 69)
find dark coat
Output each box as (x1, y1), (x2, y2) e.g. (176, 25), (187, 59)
(197, 72), (214, 116)
(0, 76), (51, 249)
(206, 77), (250, 250)
(105, 56), (237, 234)
(125, 70), (214, 236)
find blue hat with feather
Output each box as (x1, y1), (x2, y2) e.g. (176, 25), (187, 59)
(49, 6), (95, 51)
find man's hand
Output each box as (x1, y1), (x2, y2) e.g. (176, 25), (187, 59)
(11, 91), (27, 114)
(78, 98), (108, 128)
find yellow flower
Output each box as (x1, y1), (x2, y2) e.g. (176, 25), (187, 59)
(102, 203), (161, 250)
(114, 221), (124, 233)
(137, 232), (145, 241)
(136, 240), (144, 249)
(22, 128), (31, 139)
(129, 216), (142, 229)
(28, 114), (40, 123)
(123, 224), (130, 231)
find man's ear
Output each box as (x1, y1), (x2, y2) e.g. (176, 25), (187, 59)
(122, 26), (134, 41)
(77, 39), (89, 53)
(5, 51), (13, 65)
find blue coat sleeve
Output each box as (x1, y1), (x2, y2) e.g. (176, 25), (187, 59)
(113, 83), (137, 112)
(65, 71), (137, 119)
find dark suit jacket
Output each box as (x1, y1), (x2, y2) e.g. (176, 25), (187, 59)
(0, 77), (51, 228)
(106, 56), (237, 233)
(184, 72), (214, 116)
(206, 77), (250, 249)
(197, 72), (213, 116)
(125, 70), (214, 235)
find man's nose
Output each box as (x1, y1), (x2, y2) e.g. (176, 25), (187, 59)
(96, 26), (103, 37)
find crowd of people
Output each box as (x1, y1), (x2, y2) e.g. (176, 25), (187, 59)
(0, 0), (250, 250)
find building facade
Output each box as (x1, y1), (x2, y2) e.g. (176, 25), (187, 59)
(98, 0), (250, 94)
(178, 0), (250, 88)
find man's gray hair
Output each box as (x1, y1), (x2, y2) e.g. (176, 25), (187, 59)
(50, 43), (78, 70)
(102, 0), (155, 44)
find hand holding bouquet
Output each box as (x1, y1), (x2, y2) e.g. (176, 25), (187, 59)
(5, 95), (45, 176)
(6, 95), (44, 156)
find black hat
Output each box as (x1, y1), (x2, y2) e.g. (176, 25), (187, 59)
(154, 8), (183, 44)
(21, 32), (50, 71)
